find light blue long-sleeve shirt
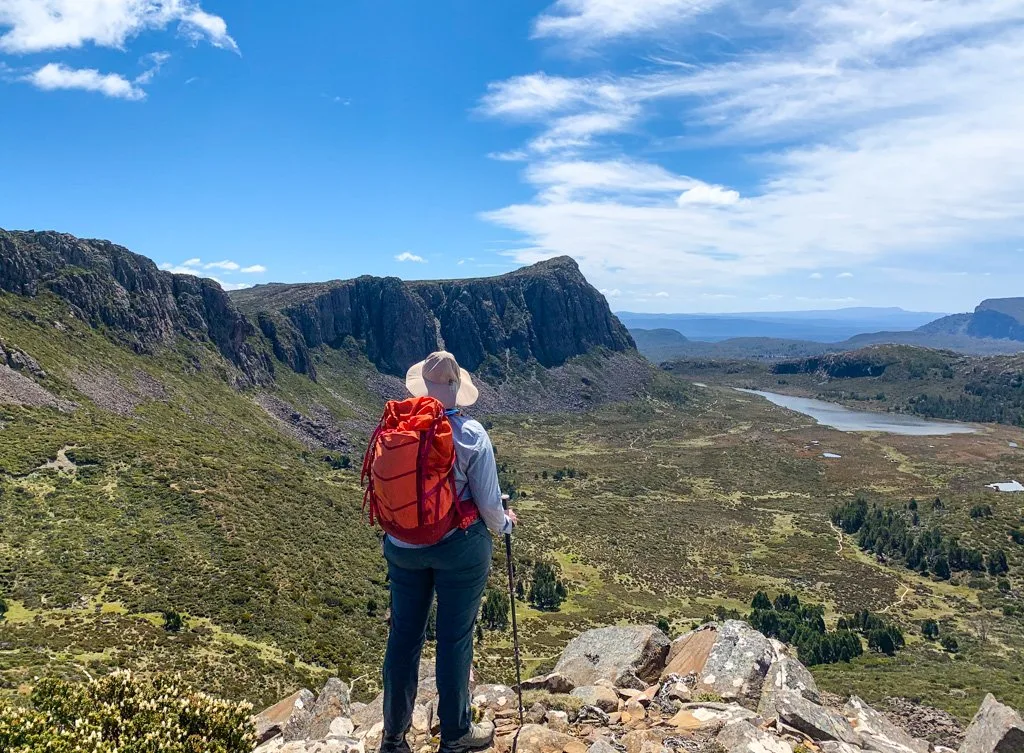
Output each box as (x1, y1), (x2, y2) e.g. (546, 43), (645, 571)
(387, 412), (514, 548)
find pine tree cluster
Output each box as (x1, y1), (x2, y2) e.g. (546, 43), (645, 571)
(748, 592), (864, 666)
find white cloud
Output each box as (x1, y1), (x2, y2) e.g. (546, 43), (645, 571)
(181, 257), (201, 267)
(0, 0), (237, 54)
(655, 291), (669, 297)
(395, 252), (427, 263)
(205, 260), (240, 271)
(480, 0), (1024, 302)
(134, 51), (170, 85)
(676, 184), (740, 206)
(599, 288), (622, 297)
(241, 264), (266, 274)
(26, 62), (144, 99)
(533, 0), (726, 45)
(837, 272), (854, 278)
(809, 272), (823, 279)
(213, 279), (251, 291)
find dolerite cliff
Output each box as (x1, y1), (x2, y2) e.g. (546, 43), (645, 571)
(229, 257), (635, 379)
(0, 229), (272, 385)
(919, 298), (1024, 342)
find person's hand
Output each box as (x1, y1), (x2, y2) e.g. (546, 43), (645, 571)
(506, 508), (518, 527)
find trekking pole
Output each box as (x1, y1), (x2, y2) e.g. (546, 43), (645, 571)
(502, 494), (525, 748)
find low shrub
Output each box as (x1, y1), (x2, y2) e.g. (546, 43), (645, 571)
(0, 672), (255, 752)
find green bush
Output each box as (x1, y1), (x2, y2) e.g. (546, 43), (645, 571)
(0, 672), (255, 752)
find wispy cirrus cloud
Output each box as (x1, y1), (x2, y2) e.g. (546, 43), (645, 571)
(479, 0), (1024, 310)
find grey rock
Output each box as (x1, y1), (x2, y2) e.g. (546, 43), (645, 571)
(697, 621), (777, 707)
(571, 685), (620, 713)
(577, 705), (612, 726)
(472, 684), (518, 712)
(845, 696), (929, 753)
(526, 702), (548, 725)
(717, 719), (793, 753)
(774, 690), (861, 745)
(959, 694), (1024, 753)
(759, 656), (820, 718)
(555, 625), (670, 689)
(547, 710), (570, 733)
(820, 743), (867, 753)
(255, 689), (316, 744)
(300, 679), (352, 740)
(588, 740), (620, 753)
(521, 672), (576, 694)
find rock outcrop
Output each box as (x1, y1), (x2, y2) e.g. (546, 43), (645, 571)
(959, 695), (1024, 753)
(553, 625), (670, 690)
(230, 257), (635, 378)
(253, 622), (1023, 753)
(0, 229), (273, 385)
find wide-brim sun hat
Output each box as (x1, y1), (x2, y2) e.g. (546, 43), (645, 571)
(405, 350), (479, 409)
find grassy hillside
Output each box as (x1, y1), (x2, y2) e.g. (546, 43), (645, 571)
(3, 294), (1024, 723)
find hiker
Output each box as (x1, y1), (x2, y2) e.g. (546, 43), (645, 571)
(362, 351), (517, 753)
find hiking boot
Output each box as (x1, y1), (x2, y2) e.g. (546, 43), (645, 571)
(439, 721), (496, 753)
(381, 732), (412, 753)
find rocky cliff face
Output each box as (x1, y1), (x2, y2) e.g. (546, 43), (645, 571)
(230, 257), (635, 378)
(919, 299), (1024, 343)
(0, 229), (273, 385)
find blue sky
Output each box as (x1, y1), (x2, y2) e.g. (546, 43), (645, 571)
(1, 1), (1022, 313)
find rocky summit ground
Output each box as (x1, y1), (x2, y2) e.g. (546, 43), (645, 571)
(249, 621), (1024, 753)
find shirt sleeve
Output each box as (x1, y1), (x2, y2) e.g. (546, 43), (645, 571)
(464, 423), (513, 536)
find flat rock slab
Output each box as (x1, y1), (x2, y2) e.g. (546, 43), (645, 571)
(662, 627), (719, 680)
(669, 703), (758, 732)
(255, 689), (316, 744)
(555, 625), (670, 689)
(960, 694), (1024, 753)
(522, 673), (576, 695)
(845, 696), (928, 753)
(774, 690), (861, 745)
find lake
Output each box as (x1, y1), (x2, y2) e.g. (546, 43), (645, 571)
(738, 389), (977, 436)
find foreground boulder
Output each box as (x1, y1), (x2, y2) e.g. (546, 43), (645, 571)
(846, 696), (929, 753)
(554, 625), (670, 689)
(773, 690), (861, 745)
(959, 695), (1024, 753)
(758, 655), (819, 718)
(665, 621), (775, 707)
(255, 689), (315, 744)
(497, 724), (588, 753)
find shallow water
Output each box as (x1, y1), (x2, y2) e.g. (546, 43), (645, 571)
(738, 389), (977, 436)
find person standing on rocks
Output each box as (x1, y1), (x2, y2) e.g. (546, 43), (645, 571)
(363, 351), (517, 753)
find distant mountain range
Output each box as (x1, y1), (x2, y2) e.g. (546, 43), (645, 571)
(628, 300), (1024, 361)
(616, 307), (947, 343)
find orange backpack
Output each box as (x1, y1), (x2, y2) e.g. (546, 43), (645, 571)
(361, 396), (479, 545)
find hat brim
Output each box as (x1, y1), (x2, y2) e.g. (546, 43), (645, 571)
(405, 361), (479, 408)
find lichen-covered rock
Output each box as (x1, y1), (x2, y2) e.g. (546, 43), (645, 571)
(555, 625), (670, 689)
(959, 694), (1024, 753)
(668, 703), (759, 732)
(717, 719), (794, 753)
(759, 656), (820, 718)
(303, 679), (353, 740)
(845, 696), (929, 753)
(774, 691), (861, 745)
(698, 621), (777, 707)
(571, 686), (620, 713)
